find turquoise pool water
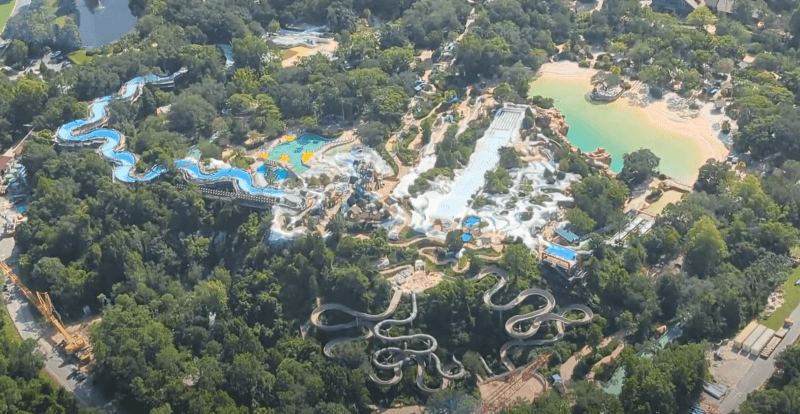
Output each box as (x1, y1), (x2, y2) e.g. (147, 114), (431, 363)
(268, 134), (328, 173)
(529, 77), (706, 183)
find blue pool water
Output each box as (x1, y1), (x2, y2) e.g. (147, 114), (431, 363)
(268, 134), (328, 173)
(256, 165), (288, 181)
(464, 216), (480, 227)
(56, 73), (284, 196)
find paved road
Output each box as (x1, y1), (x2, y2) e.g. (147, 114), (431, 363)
(3, 284), (120, 413)
(9, 52), (69, 80)
(719, 302), (800, 413)
(0, 200), (120, 413)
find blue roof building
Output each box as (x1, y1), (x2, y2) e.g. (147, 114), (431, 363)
(554, 227), (580, 244)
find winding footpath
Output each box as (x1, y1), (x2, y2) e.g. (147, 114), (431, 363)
(55, 71), (298, 206)
(310, 291), (467, 393)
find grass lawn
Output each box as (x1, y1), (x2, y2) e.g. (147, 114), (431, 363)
(1, 274), (21, 345)
(1, 302), (19, 345)
(281, 48), (298, 60)
(762, 265), (800, 330)
(791, 245), (800, 257)
(0, 0), (18, 33)
(68, 50), (93, 65)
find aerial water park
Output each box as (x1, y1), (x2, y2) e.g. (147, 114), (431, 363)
(48, 64), (648, 398)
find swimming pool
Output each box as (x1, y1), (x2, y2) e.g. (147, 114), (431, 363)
(546, 244), (578, 262)
(257, 164), (289, 181)
(267, 133), (328, 173)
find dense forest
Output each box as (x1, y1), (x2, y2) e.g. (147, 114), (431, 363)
(500, 343), (707, 414)
(3, 0), (800, 413)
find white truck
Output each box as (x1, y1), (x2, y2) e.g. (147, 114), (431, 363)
(751, 328), (776, 356)
(742, 324), (767, 354)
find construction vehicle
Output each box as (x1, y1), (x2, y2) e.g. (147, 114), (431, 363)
(0, 260), (93, 364)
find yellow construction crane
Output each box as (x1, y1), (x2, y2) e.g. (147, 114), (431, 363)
(1, 261), (93, 363)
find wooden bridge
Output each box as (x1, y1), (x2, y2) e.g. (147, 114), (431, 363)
(174, 184), (301, 210)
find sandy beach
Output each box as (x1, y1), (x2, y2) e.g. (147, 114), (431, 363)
(534, 61), (730, 179)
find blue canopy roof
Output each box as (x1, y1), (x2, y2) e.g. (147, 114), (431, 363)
(464, 216), (480, 227)
(555, 227), (580, 243)
(545, 244), (577, 262)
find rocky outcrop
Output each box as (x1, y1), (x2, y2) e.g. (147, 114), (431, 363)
(534, 107), (569, 135)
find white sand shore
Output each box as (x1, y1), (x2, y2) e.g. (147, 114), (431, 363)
(535, 61), (730, 176)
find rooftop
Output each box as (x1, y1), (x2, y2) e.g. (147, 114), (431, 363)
(545, 244), (578, 262)
(0, 156), (13, 172)
(554, 227), (580, 243)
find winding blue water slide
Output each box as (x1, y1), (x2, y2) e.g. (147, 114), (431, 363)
(56, 72), (285, 197)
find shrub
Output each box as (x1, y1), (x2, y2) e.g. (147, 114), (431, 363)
(649, 86), (663, 99)
(531, 95), (555, 109)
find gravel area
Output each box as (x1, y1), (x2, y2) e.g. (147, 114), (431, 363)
(709, 341), (755, 388)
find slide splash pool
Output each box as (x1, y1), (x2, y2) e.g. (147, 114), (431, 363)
(267, 133), (327, 173)
(56, 72), (286, 198)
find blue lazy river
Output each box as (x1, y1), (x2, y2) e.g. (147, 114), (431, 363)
(56, 72), (284, 197)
